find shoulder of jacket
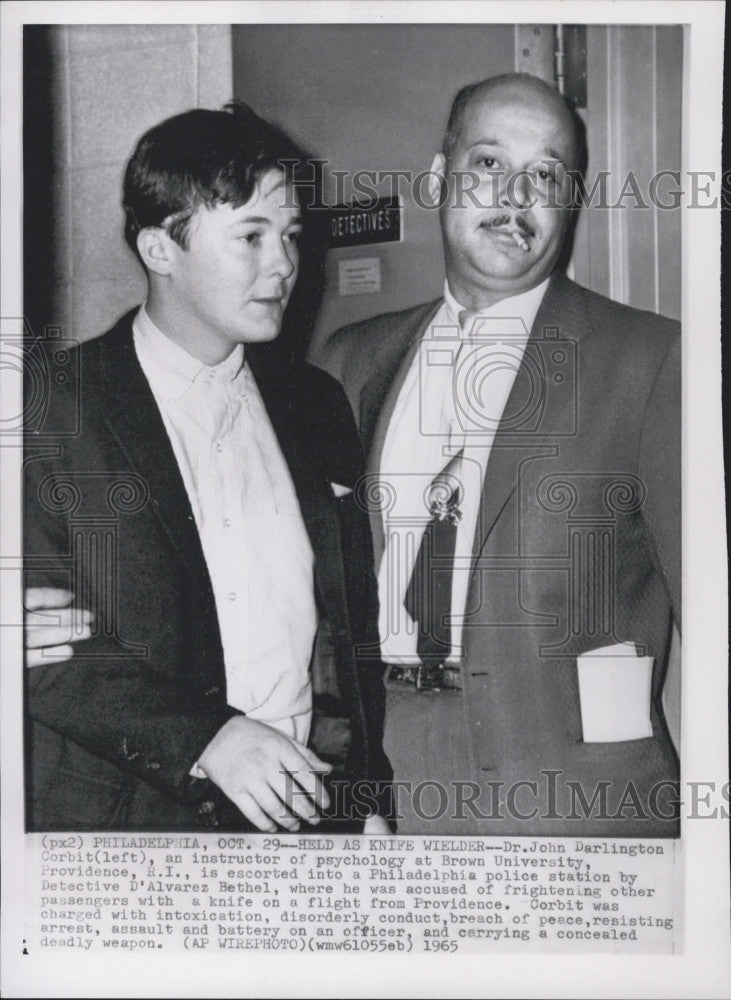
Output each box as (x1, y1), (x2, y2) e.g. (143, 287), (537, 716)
(322, 299), (440, 352)
(568, 277), (680, 341)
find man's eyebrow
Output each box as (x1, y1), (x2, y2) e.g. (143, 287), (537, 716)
(467, 138), (504, 151)
(229, 213), (302, 227)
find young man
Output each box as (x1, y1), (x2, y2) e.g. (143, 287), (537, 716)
(24, 104), (391, 833)
(312, 74), (680, 836)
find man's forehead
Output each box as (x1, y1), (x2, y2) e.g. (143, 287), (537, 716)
(459, 81), (576, 156)
(235, 169), (299, 212)
(197, 174), (300, 225)
(255, 168), (295, 200)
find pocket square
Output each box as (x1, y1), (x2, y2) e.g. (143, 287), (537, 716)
(331, 482), (353, 498)
(577, 642), (654, 742)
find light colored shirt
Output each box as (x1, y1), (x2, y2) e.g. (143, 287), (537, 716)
(378, 279), (548, 663)
(133, 307), (317, 746)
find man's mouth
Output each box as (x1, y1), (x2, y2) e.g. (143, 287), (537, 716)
(480, 216), (535, 252)
(252, 295), (286, 307)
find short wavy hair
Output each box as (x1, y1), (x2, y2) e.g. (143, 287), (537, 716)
(123, 101), (305, 260)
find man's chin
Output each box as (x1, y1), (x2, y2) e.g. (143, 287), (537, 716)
(469, 240), (560, 284)
(235, 322), (283, 345)
(471, 258), (541, 287)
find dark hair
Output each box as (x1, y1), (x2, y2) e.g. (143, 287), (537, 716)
(123, 101), (305, 260)
(442, 83), (479, 161)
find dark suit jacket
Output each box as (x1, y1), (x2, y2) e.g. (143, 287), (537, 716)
(310, 273), (680, 836)
(24, 311), (391, 832)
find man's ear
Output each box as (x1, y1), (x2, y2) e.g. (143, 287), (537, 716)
(427, 153), (447, 207)
(136, 228), (175, 276)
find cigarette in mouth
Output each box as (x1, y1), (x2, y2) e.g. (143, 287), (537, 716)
(511, 231), (530, 252)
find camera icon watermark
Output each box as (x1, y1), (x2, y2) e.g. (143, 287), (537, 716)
(1, 316), (81, 438)
(418, 315), (578, 439)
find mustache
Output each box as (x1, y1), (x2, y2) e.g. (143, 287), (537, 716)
(481, 214), (536, 237)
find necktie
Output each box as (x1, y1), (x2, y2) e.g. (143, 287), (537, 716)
(402, 311), (472, 665)
(403, 449), (464, 670)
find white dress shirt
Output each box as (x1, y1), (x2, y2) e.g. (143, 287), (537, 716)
(133, 307), (317, 745)
(378, 279), (548, 664)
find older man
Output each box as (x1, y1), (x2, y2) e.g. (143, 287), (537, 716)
(311, 73), (680, 836)
(23, 103), (391, 833)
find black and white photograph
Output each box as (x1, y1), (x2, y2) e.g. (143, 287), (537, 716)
(1, 1), (727, 997)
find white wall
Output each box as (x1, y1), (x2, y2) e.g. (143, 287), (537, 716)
(30, 24), (232, 343)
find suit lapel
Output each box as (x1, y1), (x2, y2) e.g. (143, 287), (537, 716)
(362, 300), (442, 565)
(100, 320), (212, 584)
(103, 324), (349, 675)
(363, 300), (442, 475)
(470, 273), (592, 562)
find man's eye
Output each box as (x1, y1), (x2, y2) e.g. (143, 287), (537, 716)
(481, 157), (499, 170)
(241, 232), (261, 244)
(285, 230), (302, 244)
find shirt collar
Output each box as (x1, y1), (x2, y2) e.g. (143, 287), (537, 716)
(443, 276), (550, 336)
(133, 305), (245, 401)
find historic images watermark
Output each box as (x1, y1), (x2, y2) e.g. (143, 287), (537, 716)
(281, 772), (730, 826)
(278, 161), (726, 212)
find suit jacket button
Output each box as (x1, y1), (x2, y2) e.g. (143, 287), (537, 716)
(146, 759), (161, 772)
(198, 800), (216, 816)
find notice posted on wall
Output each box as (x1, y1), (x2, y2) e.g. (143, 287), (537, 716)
(338, 258), (381, 296)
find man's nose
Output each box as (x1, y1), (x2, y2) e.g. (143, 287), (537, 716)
(267, 237), (297, 279)
(500, 170), (534, 210)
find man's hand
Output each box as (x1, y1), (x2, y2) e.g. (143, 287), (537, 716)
(197, 716), (333, 833)
(363, 814), (391, 834)
(24, 587), (93, 667)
